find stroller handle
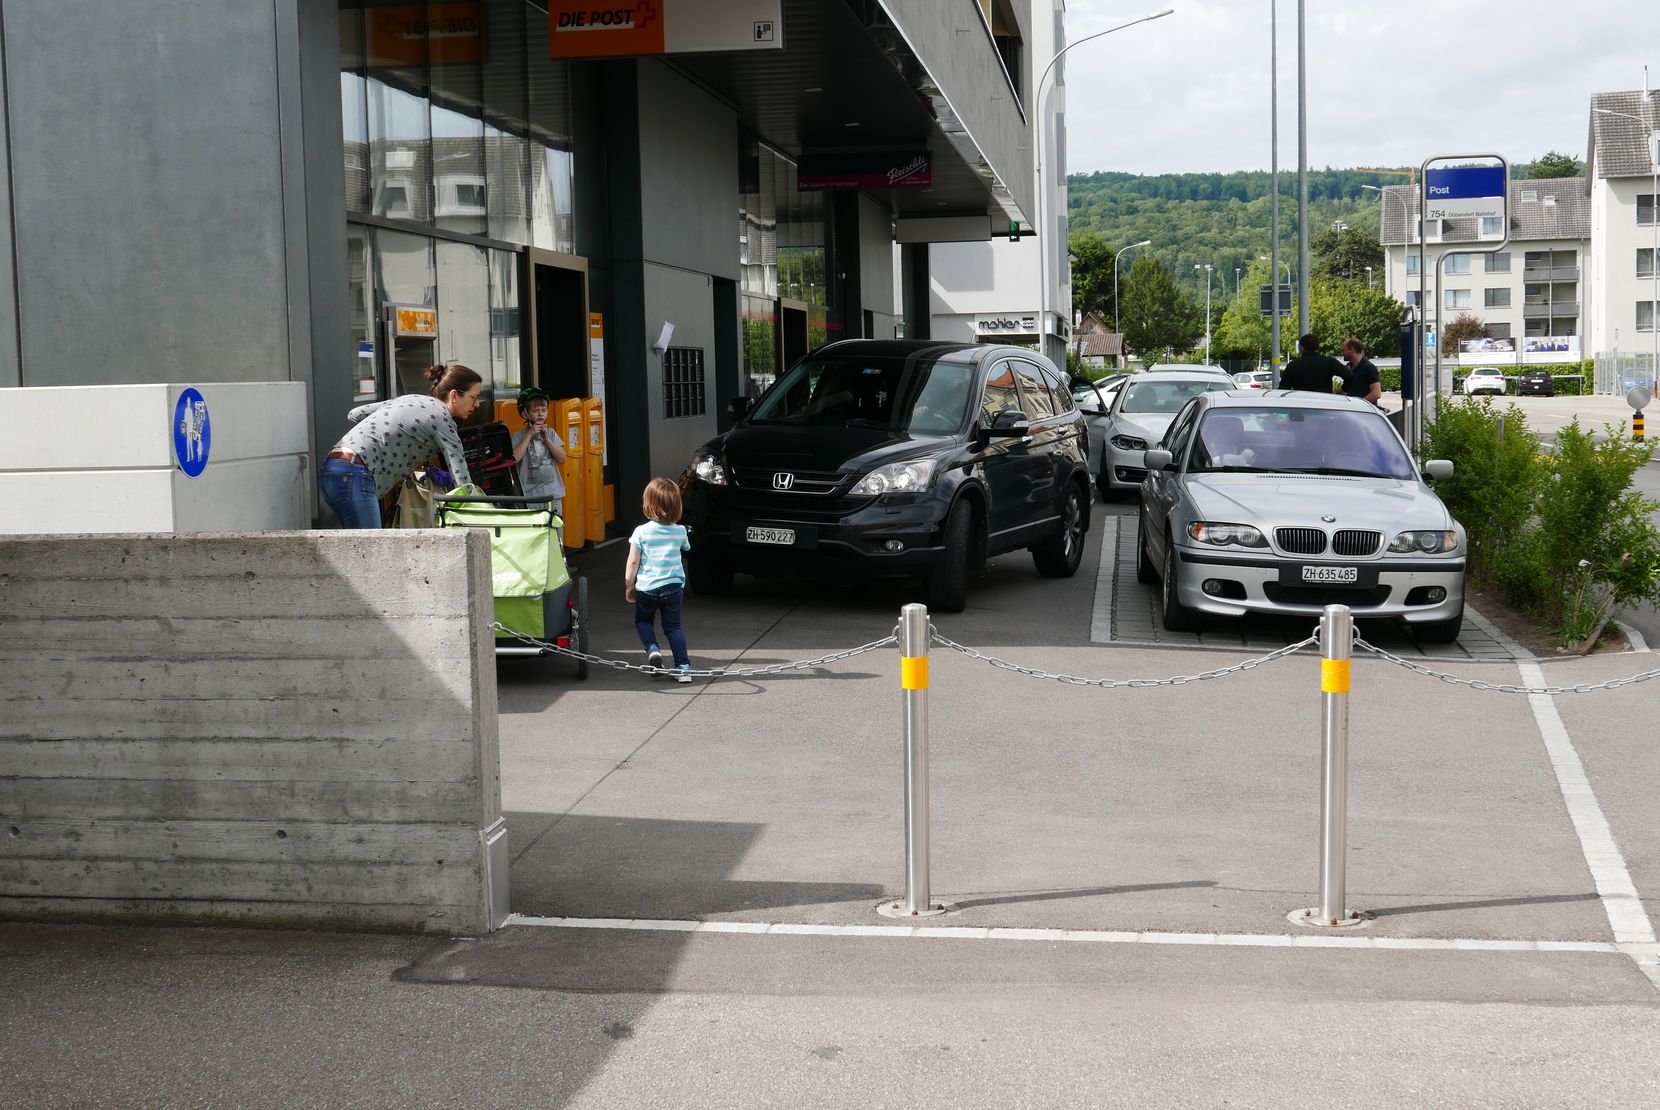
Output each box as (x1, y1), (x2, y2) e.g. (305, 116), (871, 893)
(433, 492), (558, 508)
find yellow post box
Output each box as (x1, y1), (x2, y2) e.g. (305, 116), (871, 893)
(580, 397), (605, 543)
(553, 397), (585, 547)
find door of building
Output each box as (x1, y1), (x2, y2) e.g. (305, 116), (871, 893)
(779, 297), (809, 373)
(381, 304), (439, 398)
(525, 249), (590, 399)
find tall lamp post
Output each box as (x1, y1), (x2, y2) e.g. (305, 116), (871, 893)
(1365, 266), (1374, 289)
(1235, 266), (1243, 296)
(1114, 239), (1153, 338)
(1596, 103), (1659, 393)
(1195, 263), (1214, 363)
(1034, 10), (1174, 367)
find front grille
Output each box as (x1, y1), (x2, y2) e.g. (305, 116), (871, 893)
(1276, 527), (1327, 555)
(726, 489), (867, 521)
(1332, 529), (1382, 557)
(732, 467), (846, 495)
(1264, 583), (1391, 607)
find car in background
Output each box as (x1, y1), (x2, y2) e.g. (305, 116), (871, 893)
(1073, 373), (1129, 464)
(1150, 362), (1234, 380)
(1461, 367), (1508, 395)
(1096, 371), (1237, 499)
(1136, 391), (1466, 642)
(681, 340), (1093, 613)
(1232, 370), (1273, 391)
(1517, 369), (1556, 396)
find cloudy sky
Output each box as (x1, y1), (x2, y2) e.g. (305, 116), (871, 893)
(1061, 0), (1655, 175)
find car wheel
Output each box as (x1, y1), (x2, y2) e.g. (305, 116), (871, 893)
(1135, 512), (1158, 584)
(926, 499), (973, 612)
(1032, 481), (1087, 578)
(1159, 534), (1200, 632)
(1413, 607), (1463, 644)
(687, 549), (734, 595)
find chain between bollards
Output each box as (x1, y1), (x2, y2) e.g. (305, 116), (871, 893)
(879, 603), (949, 918)
(1294, 604), (1366, 929)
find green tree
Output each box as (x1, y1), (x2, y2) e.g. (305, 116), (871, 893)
(1307, 280), (1407, 356)
(1211, 257), (1276, 362)
(1440, 312), (1489, 349)
(1068, 232), (1114, 322)
(1527, 151), (1584, 179)
(1119, 255), (1202, 359)
(1311, 225), (1384, 281)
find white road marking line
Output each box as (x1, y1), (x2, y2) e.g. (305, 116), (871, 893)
(1518, 660), (1660, 990)
(1090, 516), (1118, 643)
(502, 914), (1624, 955)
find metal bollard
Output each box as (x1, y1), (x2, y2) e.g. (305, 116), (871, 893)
(879, 603), (947, 918)
(1293, 604), (1365, 928)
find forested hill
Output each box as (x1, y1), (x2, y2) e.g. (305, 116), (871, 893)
(1064, 168), (1413, 298)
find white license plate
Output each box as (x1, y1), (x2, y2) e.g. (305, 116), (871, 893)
(1301, 565), (1358, 584)
(745, 526), (796, 546)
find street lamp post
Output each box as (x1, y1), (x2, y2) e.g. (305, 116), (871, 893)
(1195, 263), (1214, 363)
(1235, 266), (1242, 297)
(1596, 103), (1659, 393)
(1365, 266), (1374, 289)
(1114, 239), (1153, 339)
(1034, 10), (1174, 367)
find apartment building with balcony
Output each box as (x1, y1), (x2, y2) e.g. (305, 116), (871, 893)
(1378, 177), (1589, 357)
(1586, 90), (1660, 370)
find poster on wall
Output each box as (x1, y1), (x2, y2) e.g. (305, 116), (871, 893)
(1523, 335), (1580, 358)
(1459, 337), (1515, 354)
(590, 313), (608, 464)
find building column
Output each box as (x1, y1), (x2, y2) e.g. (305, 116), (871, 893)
(901, 243), (930, 340)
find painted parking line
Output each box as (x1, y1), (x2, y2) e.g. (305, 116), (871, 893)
(506, 913), (1658, 962)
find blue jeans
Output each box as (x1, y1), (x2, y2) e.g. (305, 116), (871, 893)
(319, 457), (381, 528)
(634, 583), (689, 667)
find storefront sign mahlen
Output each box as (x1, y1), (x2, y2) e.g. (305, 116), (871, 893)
(797, 151), (933, 191)
(367, 3), (484, 67)
(975, 316), (1036, 333)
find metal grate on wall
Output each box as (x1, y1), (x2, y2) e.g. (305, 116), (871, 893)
(663, 347), (707, 419)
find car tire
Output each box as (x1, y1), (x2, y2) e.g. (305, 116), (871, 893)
(926, 499), (973, 612)
(1135, 512), (1158, 584)
(1413, 607), (1463, 644)
(1096, 450), (1113, 500)
(1159, 535), (1200, 632)
(1032, 481), (1087, 578)
(570, 576), (590, 680)
(687, 549), (734, 596)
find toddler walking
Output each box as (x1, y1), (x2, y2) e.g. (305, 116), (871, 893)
(625, 478), (694, 683)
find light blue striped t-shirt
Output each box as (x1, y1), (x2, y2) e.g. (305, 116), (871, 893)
(630, 521), (690, 592)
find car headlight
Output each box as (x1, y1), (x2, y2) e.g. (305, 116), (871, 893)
(1388, 530), (1459, 554)
(850, 459), (937, 496)
(691, 453), (728, 486)
(1187, 521), (1268, 548)
(1111, 434), (1148, 451)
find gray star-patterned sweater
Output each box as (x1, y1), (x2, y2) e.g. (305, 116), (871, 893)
(338, 395), (474, 497)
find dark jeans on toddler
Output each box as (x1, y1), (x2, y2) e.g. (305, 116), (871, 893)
(633, 583), (689, 667)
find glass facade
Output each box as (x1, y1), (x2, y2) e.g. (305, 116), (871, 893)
(737, 141), (833, 397)
(339, 1), (574, 416)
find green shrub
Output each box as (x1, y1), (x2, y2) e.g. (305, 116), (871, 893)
(1419, 398), (1544, 587)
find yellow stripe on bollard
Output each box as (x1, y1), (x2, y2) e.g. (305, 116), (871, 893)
(1321, 658), (1351, 694)
(901, 656), (929, 690)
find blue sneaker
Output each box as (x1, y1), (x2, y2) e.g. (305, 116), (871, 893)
(676, 664), (693, 685)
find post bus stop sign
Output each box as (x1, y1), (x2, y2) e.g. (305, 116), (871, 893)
(1424, 165), (1507, 221)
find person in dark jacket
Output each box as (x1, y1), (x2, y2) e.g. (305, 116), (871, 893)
(1280, 333), (1349, 394)
(1341, 337), (1382, 405)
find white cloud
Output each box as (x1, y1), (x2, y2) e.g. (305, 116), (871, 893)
(1061, 0), (1656, 173)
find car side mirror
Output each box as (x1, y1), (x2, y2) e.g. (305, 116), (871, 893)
(986, 410), (1032, 436)
(1144, 448), (1174, 471)
(727, 396), (751, 422)
(1422, 459), (1454, 481)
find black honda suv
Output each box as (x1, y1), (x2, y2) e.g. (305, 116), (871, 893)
(680, 340), (1092, 611)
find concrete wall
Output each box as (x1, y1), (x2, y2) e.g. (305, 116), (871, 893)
(0, 530), (507, 935)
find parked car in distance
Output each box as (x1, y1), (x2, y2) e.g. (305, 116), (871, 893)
(1462, 367), (1508, 395)
(1517, 369), (1556, 396)
(681, 340), (1093, 613)
(1073, 373), (1128, 466)
(1232, 370), (1273, 391)
(1096, 371), (1237, 499)
(1136, 391), (1466, 642)
(1149, 362), (1234, 380)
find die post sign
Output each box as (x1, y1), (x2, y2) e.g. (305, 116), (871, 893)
(548, 0), (783, 59)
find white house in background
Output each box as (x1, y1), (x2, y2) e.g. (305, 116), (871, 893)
(927, 0), (1070, 367)
(1586, 89), (1660, 370)
(1377, 177), (1589, 361)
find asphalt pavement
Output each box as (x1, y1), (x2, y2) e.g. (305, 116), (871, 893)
(4, 500), (1657, 1106)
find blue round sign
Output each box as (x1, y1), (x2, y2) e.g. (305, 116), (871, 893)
(173, 387), (211, 478)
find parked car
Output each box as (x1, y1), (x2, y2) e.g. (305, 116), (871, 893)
(1136, 391), (1465, 641)
(681, 340), (1093, 612)
(1462, 367), (1508, 395)
(1096, 371), (1238, 499)
(1150, 362), (1234, 380)
(1232, 370), (1274, 391)
(1517, 369), (1556, 396)
(1073, 373), (1128, 466)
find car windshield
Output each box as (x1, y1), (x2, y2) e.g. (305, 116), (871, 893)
(1119, 379), (1234, 414)
(1191, 406), (1416, 480)
(746, 353), (974, 434)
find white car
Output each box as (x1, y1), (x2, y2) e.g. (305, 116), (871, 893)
(1150, 362), (1234, 380)
(1462, 367), (1507, 395)
(1096, 371), (1238, 499)
(1232, 371), (1273, 391)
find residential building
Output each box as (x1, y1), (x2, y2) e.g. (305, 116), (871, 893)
(1586, 89), (1660, 372)
(926, 1), (1069, 367)
(1378, 177), (1589, 359)
(1072, 312), (1123, 370)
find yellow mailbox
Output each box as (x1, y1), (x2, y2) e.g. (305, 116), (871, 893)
(553, 397), (585, 547)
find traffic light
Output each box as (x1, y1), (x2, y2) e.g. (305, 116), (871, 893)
(1009, 221), (1020, 243)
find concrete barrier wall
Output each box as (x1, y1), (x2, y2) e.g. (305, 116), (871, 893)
(0, 530), (506, 935)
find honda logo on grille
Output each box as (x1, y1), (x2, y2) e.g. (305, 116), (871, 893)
(772, 472), (795, 490)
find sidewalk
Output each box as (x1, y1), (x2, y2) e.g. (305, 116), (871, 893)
(4, 525), (1658, 1106)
